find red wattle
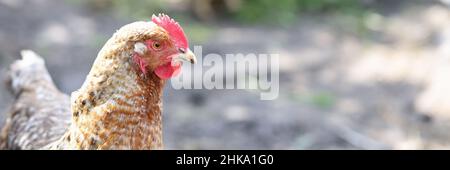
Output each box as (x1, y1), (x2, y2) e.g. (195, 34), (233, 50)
(154, 62), (181, 80)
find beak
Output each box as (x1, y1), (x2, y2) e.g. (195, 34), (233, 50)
(178, 48), (197, 64)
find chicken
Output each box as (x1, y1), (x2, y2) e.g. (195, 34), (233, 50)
(0, 50), (71, 149)
(0, 14), (196, 150)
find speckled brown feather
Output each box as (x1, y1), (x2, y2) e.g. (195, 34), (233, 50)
(2, 21), (174, 150)
(45, 21), (170, 150)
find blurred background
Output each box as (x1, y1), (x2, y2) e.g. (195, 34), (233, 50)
(2, 0), (450, 149)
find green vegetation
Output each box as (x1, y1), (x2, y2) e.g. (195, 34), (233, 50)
(107, 0), (164, 20)
(233, 0), (363, 26)
(79, 0), (365, 25)
(291, 91), (336, 109)
(309, 91), (336, 109)
(72, 0), (367, 42)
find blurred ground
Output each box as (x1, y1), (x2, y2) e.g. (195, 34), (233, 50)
(2, 0), (450, 149)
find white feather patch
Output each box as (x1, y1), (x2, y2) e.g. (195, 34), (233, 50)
(134, 42), (147, 55)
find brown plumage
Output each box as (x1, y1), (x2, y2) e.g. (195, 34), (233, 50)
(0, 14), (196, 150)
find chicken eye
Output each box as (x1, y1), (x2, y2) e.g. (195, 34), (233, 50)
(152, 42), (162, 50)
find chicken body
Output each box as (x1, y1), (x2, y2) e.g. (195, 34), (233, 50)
(0, 51), (71, 149)
(1, 15), (195, 150)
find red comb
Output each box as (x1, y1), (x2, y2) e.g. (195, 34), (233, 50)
(152, 13), (188, 49)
